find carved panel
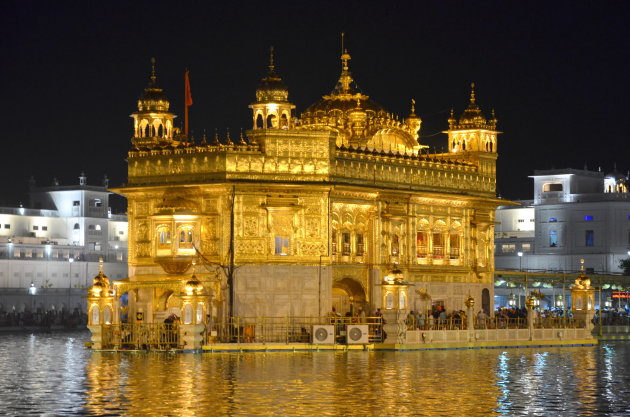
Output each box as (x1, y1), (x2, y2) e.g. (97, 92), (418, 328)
(243, 216), (259, 237)
(299, 242), (326, 256)
(305, 218), (320, 237)
(235, 239), (266, 256)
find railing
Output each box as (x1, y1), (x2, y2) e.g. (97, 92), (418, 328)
(206, 316), (384, 344)
(404, 316), (586, 331)
(101, 323), (180, 350)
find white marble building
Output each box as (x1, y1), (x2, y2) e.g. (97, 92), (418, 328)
(0, 174), (128, 314)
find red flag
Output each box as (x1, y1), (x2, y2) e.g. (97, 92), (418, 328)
(185, 70), (193, 106)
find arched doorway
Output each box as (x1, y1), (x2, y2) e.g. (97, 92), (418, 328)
(482, 288), (490, 315)
(332, 277), (366, 317)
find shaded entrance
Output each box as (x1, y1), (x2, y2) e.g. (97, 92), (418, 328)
(482, 288), (490, 315)
(332, 277), (367, 316)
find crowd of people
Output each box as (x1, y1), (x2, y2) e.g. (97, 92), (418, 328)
(0, 308), (86, 329)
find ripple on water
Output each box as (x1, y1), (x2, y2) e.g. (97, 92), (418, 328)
(1, 333), (629, 416)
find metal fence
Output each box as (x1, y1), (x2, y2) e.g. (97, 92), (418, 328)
(206, 316), (384, 344)
(404, 316), (586, 331)
(101, 323), (180, 350)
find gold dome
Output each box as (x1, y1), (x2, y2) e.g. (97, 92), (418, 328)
(383, 266), (405, 284)
(450, 83), (497, 130)
(90, 259), (110, 297)
(137, 57), (170, 112)
(184, 274), (205, 295)
(299, 49), (421, 153)
(255, 47), (290, 103)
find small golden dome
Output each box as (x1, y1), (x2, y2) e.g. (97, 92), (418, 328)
(137, 57), (170, 112)
(383, 266), (405, 284)
(90, 259), (110, 296)
(453, 83), (497, 130)
(255, 47), (289, 103)
(184, 274), (204, 295)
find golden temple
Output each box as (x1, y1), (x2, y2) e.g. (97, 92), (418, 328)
(87, 44), (508, 349)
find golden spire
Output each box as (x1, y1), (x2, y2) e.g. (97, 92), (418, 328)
(150, 57), (157, 85)
(470, 82), (476, 104)
(239, 128), (247, 145)
(410, 98), (417, 117)
(99, 257), (104, 274)
(268, 46), (275, 74)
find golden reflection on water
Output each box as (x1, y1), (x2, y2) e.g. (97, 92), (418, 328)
(4, 332), (624, 416)
(85, 350), (512, 416)
(82, 345), (618, 416)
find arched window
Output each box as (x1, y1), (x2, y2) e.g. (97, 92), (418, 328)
(342, 232), (351, 256)
(417, 231), (428, 258)
(178, 228), (193, 249)
(256, 114), (264, 129)
(356, 234), (364, 257)
(157, 226), (171, 249)
(432, 233), (444, 258)
(385, 292), (394, 310)
(399, 291), (406, 309)
(266, 114), (277, 128)
(95, 225), (101, 231)
(280, 113), (288, 129)
(196, 304), (204, 324)
(183, 304), (193, 324)
(73, 223), (80, 230)
(331, 230), (337, 255)
(103, 305), (112, 325)
(157, 124), (163, 137)
(449, 232), (461, 259)
(90, 306), (100, 325)
(391, 234), (399, 256)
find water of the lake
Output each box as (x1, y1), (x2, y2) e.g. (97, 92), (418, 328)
(1, 330), (629, 416)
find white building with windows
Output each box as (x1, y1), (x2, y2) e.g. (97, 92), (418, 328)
(0, 173), (128, 315)
(495, 168), (630, 274)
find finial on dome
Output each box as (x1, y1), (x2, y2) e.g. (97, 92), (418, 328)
(470, 82), (476, 104)
(99, 257), (104, 273)
(340, 33), (351, 71)
(268, 46), (275, 74)
(150, 57), (157, 85)
(239, 128), (247, 145)
(410, 98), (416, 116)
(212, 128), (220, 146)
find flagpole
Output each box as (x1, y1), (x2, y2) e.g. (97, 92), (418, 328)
(184, 70), (189, 138)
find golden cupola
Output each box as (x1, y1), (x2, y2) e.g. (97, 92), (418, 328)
(131, 58), (177, 149)
(299, 48), (424, 153)
(449, 83), (497, 131)
(89, 259), (111, 297)
(249, 47), (295, 130)
(446, 83), (499, 153)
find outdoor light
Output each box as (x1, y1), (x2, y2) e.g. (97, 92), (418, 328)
(28, 282), (37, 295)
(508, 292), (516, 306)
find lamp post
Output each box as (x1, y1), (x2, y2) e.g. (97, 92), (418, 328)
(68, 257), (74, 309)
(29, 281), (37, 313)
(517, 251), (523, 272)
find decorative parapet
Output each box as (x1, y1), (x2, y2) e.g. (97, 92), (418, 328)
(127, 129), (495, 196)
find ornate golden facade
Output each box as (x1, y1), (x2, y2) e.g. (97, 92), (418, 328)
(112, 48), (503, 323)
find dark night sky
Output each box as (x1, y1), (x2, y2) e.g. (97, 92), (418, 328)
(1, 1), (629, 212)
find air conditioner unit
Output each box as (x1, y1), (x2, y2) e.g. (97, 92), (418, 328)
(346, 324), (369, 344)
(312, 325), (335, 344)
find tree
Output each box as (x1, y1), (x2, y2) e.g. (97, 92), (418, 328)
(619, 258), (630, 276)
